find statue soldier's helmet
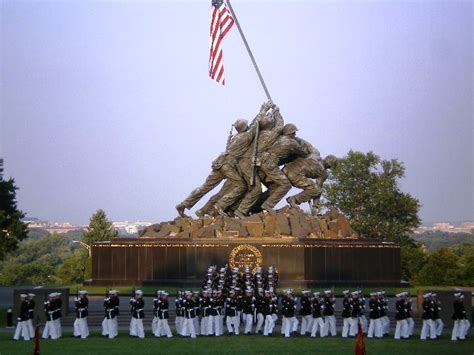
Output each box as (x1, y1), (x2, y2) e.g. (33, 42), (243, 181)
(282, 123), (298, 135)
(233, 119), (248, 133)
(259, 115), (275, 130)
(323, 154), (337, 168)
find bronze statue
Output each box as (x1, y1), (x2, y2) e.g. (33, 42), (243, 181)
(176, 101), (336, 219)
(176, 101), (273, 217)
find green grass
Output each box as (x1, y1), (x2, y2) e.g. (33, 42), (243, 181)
(1, 332), (472, 355)
(61, 284), (472, 297)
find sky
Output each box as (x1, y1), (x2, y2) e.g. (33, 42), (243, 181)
(1, 0), (472, 225)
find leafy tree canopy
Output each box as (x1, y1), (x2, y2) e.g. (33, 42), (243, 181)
(82, 209), (118, 246)
(0, 160), (29, 260)
(324, 150), (421, 241)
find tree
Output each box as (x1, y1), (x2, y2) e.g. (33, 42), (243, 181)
(416, 248), (461, 285)
(82, 209), (118, 246)
(324, 150), (421, 240)
(56, 249), (89, 284)
(0, 159), (29, 260)
(0, 233), (70, 285)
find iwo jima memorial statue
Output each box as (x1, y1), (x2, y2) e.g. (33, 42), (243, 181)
(90, 0), (400, 287)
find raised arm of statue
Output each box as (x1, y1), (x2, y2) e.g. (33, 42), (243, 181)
(272, 107), (284, 134)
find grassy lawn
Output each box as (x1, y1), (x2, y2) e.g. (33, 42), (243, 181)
(1, 332), (472, 355)
(61, 284), (471, 297)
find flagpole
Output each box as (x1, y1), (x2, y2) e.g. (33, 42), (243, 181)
(225, 0), (272, 101)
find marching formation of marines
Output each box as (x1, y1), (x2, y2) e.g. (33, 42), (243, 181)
(176, 100), (337, 218)
(12, 287), (471, 342)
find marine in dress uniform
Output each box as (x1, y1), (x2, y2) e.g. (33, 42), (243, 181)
(211, 289), (224, 336)
(394, 292), (408, 340)
(322, 290), (336, 336)
(357, 291), (368, 334)
(405, 292), (415, 337)
(349, 291), (361, 337)
(242, 289), (255, 335)
(341, 290), (354, 338)
(281, 289), (298, 338)
(310, 292), (325, 338)
(432, 293), (443, 337)
(299, 290), (313, 336)
(420, 293), (436, 340)
(102, 290), (119, 339)
(13, 294), (30, 341)
(254, 289), (265, 334)
(42, 292), (62, 340)
(155, 292), (173, 338)
(379, 291), (390, 336)
(451, 292), (469, 341)
(181, 291), (197, 338)
(73, 290), (89, 339)
(129, 290), (145, 339)
(367, 292), (382, 338)
(200, 289), (213, 336)
(225, 290), (240, 335)
(152, 290), (163, 336)
(175, 292), (185, 336)
(26, 293), (35, 338)
(262, 290), (275, 336)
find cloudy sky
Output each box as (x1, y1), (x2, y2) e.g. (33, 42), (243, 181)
(1, 0), (472, 225)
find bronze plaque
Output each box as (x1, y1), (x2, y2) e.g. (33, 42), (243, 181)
(228, 244), (263, 273)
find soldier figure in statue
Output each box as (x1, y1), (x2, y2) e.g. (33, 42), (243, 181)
(176, 100), (274, 218)
(283, 138), (337, 215)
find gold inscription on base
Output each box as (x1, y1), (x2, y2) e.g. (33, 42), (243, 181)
(228, 244), (263, 273)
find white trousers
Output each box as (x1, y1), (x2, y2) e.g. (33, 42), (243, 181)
(434, 319), (443, 336)
(382, 316), (390, 334)
(349, 317), (359, 336)
(263, 315), (274, 336)
(200, 316), (210, 335)
(255, 313), (264, 333)
(13, 321), (30, 341)
(406, 317), (414, 336)
(154, 318), (173, 338)
(213, 315), (223, 336)
(130, 318), (145, 338)
(102, 317), (118, 338)
(420, 319), (436, 340)
(27, 319), (35, 338)
(367, 318), (383, 338)
(73, 317), (89, 338)
(182, 318), (196, 338)
(452, 319), (470, 340)
(342, 317), (355, 337)
(323, 315), (337, 336)
(360, 315), (368, 334)
(282, 316), (298, 337)
(243, 313), (253, 334)
(311, 317), (325, 337)
(300, 315), (313, 335)
(394, 319), (408, 339)
(226, 315), (239, 335)
(42, 320), (59, 340)
(54, 319), (62, 338)
(175, 316), (184, 335)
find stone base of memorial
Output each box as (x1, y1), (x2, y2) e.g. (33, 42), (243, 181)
(89, 208), (401, 287)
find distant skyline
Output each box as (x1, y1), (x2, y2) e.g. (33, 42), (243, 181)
(1, 0), (473, 225)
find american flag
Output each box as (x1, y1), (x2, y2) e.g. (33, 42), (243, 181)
(209, 0), (234, 85)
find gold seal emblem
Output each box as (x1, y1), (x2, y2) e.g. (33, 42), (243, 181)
(228, 244), (263, 273)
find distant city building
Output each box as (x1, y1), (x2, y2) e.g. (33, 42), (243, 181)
(112, 221), (152, 235)
(413, 221), (474, 234)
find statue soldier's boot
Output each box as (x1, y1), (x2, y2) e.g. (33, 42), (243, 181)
(286, 196), (298, 208)
(234, 210), (247, 219)
(176, 203), (189, 218)
(214, 205), (229, 217)
(195, 208), (206, 218)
